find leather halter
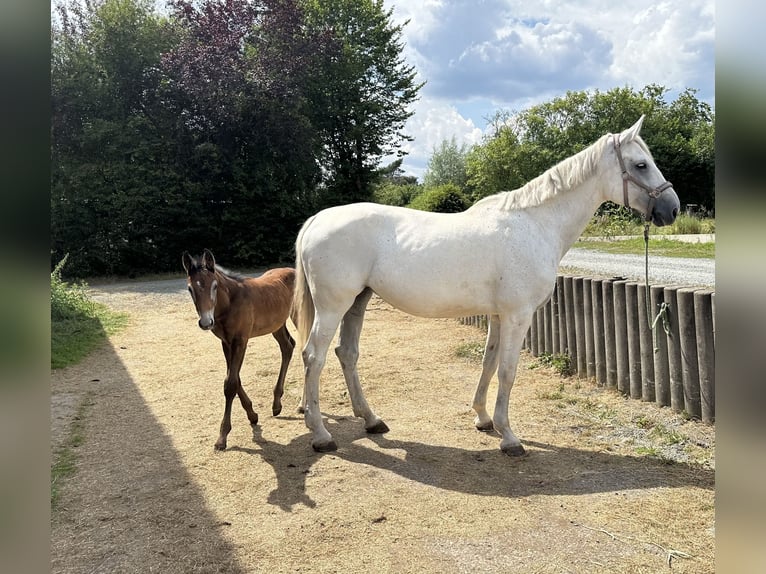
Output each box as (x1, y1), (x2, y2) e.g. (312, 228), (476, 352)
(613, 134), (673, 219)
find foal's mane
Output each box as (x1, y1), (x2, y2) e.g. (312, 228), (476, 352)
(468, 133), (615, 212)
(214, 265), (246, 283)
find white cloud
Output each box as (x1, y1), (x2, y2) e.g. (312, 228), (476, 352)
(383, 0), (714, 180)
(392, 97), (484, 180)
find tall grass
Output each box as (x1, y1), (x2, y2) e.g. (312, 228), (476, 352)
(51, 255), (128, 369)
(583, 211), (715, 238)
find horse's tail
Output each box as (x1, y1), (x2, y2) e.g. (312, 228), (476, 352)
(292, 216), (316, 355)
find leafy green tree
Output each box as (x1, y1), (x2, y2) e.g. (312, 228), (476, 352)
(465, 112), (528, 201)
(51, 0), (179, 276)
(301, 0), (423, 206)
(408, 183), (469, 213)
(464, 86), (714, 211)
(423, 137), (470, 191)
(372, 158), (422, 206)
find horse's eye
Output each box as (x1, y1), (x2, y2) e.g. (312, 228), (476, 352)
(636, 162), (647, 169)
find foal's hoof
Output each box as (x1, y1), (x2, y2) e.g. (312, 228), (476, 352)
(272, 404), (282, 417)
(475, 421), (495, 433)
(214, 442), (227, 451)
(248, 414), (259, 426)
(501, 444), (527, 457)
(366, 420), (390, 434)
(312, 439), (338, 453)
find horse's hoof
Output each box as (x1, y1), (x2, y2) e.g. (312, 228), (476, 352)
(312, 439), (338, 453)
(501, 444), (526, 457)
(366, 420), (390, 434)
(248, 414), (259, 425)
(214, 442), (227, 451)
(297, 405), (306, 414)
(272, 405), (282, 417)
(475, 421), (494, 433)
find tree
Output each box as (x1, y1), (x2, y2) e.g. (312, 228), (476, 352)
(423, 137), (470, 192)
(463, 86), (715, 211)
(407, 183), (469, 213)
(51, 0), (179, 276)
(301, 0), (423, 206)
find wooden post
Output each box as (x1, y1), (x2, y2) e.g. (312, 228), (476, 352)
(564, 276), (577, 367)
(665, 287), (685, 412)
(637, 283), (656, 402)
(583, 278), (595, 379)
(602, 279), (617, 388)
(650, 285), (670, 407)
(694, 290), (715, 423)
(573, 277), (586, 378)
(557, 275), (567, 355)
(613, 280), (629, 395)
(677, 287), (701, 418)
(551, 281), (561, 355)
(591, 279), (606, 385)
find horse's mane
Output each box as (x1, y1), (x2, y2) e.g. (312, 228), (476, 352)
(468, 133), (616, 212)
(214, 264), (246, 283)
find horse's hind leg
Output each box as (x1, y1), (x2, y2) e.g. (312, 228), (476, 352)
(271, 324), (295, 416)
(303, 308), (345, 452)
(334, 288), (388, 434)
(472, 314), (500, 432)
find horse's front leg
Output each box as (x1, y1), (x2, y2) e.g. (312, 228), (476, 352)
(472, 314), (500, 431)
(492, 315), (528, 456)
(271, 324), (295, 416)
(215, 338), (254, 450)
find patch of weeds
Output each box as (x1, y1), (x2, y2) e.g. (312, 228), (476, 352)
(529, 353), (574, 377)
(634, 415), (655, 430)
(51, 255), (129, 369)
(635, 446), (659, 457)
(51, 394), (93, 510)
(650, 423), (685, 446)
(454, 341), (485, 362)
(537, 382), (565, 400)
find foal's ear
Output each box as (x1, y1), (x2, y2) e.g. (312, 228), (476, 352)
(202, 248), (216, 271)
(620, 115), (645, 143)
(181, 251), (193, 273)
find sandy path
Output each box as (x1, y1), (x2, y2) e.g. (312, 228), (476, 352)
(51, 279), (714, 573)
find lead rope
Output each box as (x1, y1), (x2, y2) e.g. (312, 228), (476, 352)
(644, 223), (671, 352)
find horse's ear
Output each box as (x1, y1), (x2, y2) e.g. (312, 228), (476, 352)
(620, 115), (645, 143)
(182, 251), (193, 273)
(202, 248), (216, 271)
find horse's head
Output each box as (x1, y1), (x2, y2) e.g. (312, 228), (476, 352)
(181, 248), (218, 331)
(608, 116), (680, 226)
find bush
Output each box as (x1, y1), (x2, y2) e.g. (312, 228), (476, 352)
(51, 255), (128, 369)
(407, 183), (469, 213)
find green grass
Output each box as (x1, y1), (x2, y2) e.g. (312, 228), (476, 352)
(51, 255), (129, 369)
(574, 236), (715, 259)
(51, 393), (92, 509)
(454, 341), (485, 362)
(529, 352), (574, 377)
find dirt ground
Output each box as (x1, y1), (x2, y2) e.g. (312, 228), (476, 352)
(51, 278), (715, 573)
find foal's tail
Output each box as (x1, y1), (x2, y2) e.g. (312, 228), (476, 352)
(292, 216), (316, 355)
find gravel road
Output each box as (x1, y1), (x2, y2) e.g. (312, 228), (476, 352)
(561, 247), (714, 288)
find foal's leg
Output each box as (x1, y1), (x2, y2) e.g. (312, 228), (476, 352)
(271, 324), (295, 416)
(492, 315), (529, 456)
(335, 289), (388, 434)
(215, 338), (254, 450)
(303, 309), (345, 452)
(472, 314), (500, 431)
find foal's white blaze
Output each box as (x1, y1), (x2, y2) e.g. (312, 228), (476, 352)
(294, 117), (680, 455)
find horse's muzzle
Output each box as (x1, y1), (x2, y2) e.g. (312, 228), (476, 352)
(649, 189), (681, 227)
(198, 317), (215, 330)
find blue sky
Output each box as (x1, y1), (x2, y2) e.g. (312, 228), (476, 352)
(382, 0), (715, 181)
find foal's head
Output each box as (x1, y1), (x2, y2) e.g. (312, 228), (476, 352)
(182, 248), (219, 331)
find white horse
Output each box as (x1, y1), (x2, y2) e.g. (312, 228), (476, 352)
(293, 116), (679, 456)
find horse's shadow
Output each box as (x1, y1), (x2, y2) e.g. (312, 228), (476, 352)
(229, 416), (714, 512)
